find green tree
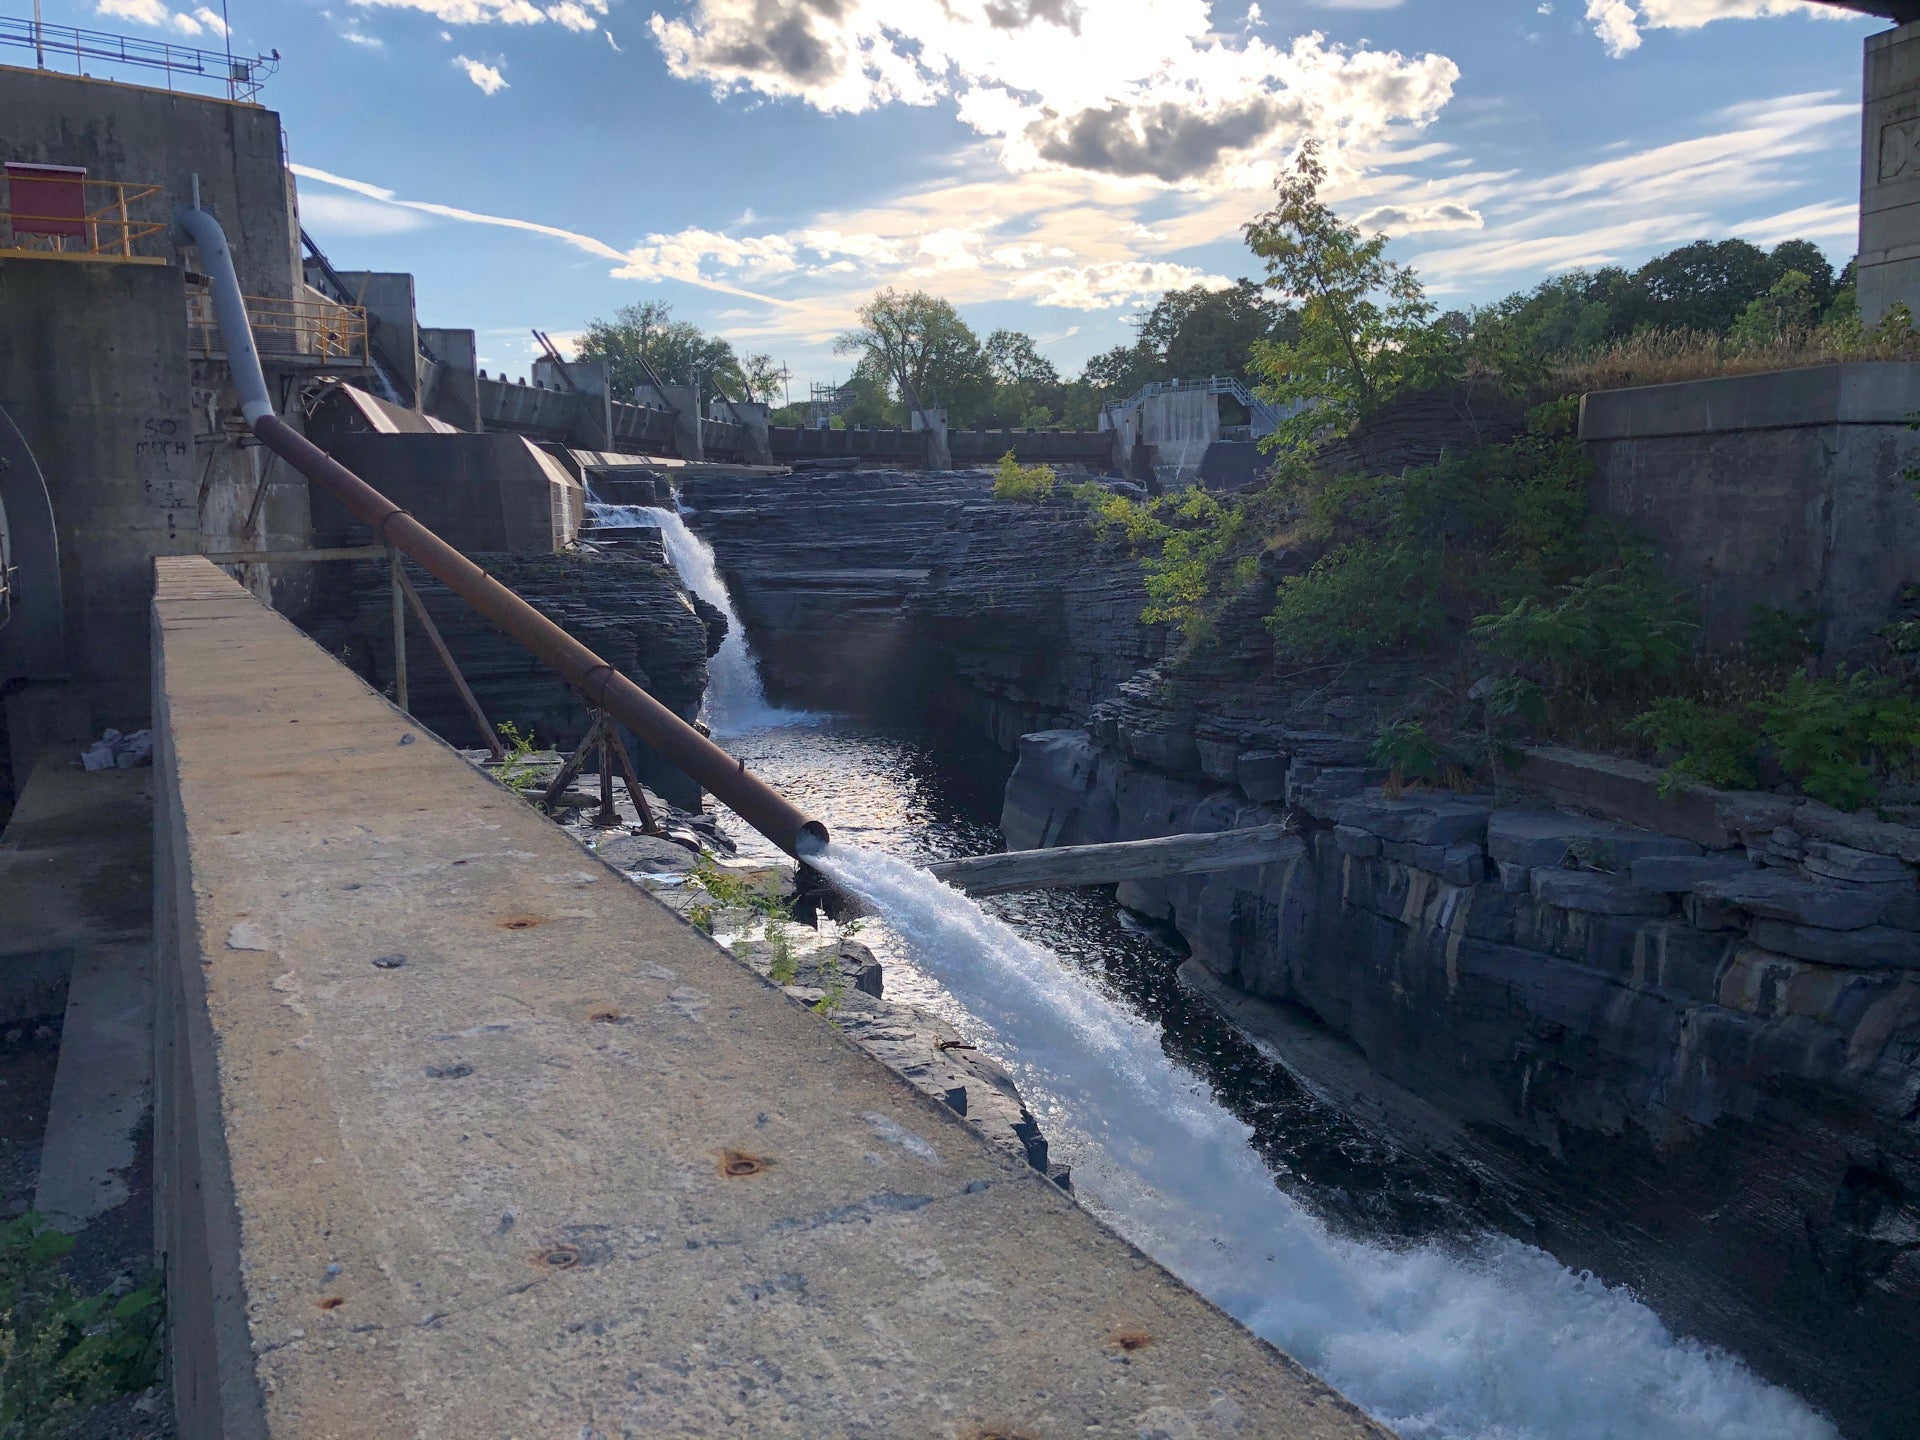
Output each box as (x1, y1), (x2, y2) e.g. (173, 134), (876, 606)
(577, 300), (755, 398)
(1079, 341), (1160, 398)
(1139, 280), (1294, 382)
(835, 289), (994, 426)
(1244, 139), (1448, 444)
(1623, 239), (1778, 335)
(984, 328), (1064, 426)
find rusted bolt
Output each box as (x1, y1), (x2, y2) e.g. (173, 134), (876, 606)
(498, 914), (544, 931)
(587, 1008), (625, 1024)
(1108, 1327), (1153, 1353)
(717, 1149), (771, 1178)
(315, 1296), (346, 1311)
(529, 1245), (579, 1271)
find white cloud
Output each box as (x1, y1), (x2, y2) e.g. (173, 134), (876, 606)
(648, 2), (1457, 191)
(341, 28), (385, 46)
(1407, 91), (1857, 288)
(1354, 199), (1483, 233)
(348, 0), (606, 27)
(454, 54), (509, 93)
(95, 0), (226, 36)
(1733, 198), (1859, 246)
(299, 192), (430, 235)
(1585, 0), (1850, 56)
(1010, 260), (1230, 309)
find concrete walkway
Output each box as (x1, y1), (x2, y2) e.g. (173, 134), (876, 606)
(0, 752), (156, 1245)
(152, 556), (1389, 1439)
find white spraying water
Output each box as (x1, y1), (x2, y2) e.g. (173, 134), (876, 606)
(809, 840), (1838, 1440)
(586, 494), (813, 736)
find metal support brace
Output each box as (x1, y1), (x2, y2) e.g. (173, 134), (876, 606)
(388, 545), (408, 713)
(394, 565), (504, 762)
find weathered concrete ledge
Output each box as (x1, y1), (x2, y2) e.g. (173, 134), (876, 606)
(150, 557), (1383, 1439)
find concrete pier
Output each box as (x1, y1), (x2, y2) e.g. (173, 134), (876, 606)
(150, 556), (1386, 1438)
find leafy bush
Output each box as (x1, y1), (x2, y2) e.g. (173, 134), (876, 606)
(1, 1215), (162, 1439)
(1267, 418), (1595, 664)
(992, 451), (1057, 502)
(1633, 673), (1920, 810)
(1471, 563), (1697, 698)
(1370, 720), (1442, 794)
(1763, 672), (1920, 811)
(1631, 696), (1763, 793)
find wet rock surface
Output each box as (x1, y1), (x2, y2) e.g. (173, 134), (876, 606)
(688, 466), (1920, 1438)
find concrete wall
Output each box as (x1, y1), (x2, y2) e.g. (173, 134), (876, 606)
(1861, 21), (1920, 326)
(0, 66), (298, 303)
(1580, 362), (1920, 654)
(149, 555), (1384, 1439)
(419, 326), (480, 432)
(310, 431), (583, 553)
(0, 261), (199, 726)
(0, 66), (316, 652)
(335, 271), (423, 404)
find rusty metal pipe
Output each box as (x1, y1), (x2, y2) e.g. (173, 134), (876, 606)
(252, 415), (827, 857)
(177, 202), (828, 858)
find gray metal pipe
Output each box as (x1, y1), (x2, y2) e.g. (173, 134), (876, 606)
(174, 202), (829, 859)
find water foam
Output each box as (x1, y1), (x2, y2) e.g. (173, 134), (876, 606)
(585, 492), (815, 736)
(811, 840), (1837, 1440)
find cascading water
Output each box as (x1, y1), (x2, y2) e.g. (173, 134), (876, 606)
(584, 488), (809, 736)
(584, 486), (1833, 1438)
(807, 839), (1837, 1440)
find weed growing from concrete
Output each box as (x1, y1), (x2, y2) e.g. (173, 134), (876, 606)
(494, 721), (542, 795)
(0, 1214), (162, 1439)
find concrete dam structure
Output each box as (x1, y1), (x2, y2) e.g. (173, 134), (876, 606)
(5, 8), (1920, 1440)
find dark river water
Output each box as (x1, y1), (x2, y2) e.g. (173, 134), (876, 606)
(617, 496), (1842, 1439)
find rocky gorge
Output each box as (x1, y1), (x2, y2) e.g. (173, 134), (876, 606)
(681, 463), (1920, 1440)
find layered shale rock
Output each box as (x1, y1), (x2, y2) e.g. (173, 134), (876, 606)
(688, 465), (1920, 1435)
(680, 467), (1169, 737)
(303, 550), (719, 808)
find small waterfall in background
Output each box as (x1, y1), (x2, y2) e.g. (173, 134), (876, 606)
(808, 840), (1837, 1440)
(582, 484), (810, 736)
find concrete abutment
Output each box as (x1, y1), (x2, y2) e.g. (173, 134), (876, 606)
(150, 555), (1386, 1439)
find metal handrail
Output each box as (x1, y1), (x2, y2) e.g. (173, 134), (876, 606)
(188, 290), (369, 364)
(0, 16), (278, 101)
(0, 177), (167, 260)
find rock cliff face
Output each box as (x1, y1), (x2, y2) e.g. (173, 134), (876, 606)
(679, 469), (1167, 740)
(302, 550), (719, 808)
(681, 466), (1920, 1437)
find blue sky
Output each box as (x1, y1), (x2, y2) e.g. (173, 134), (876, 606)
(49, 0), (1880, 390)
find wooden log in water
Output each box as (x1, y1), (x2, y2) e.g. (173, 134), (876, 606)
(927, 825), (1305, 897)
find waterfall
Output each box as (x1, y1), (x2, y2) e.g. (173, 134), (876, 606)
(809, 840), (1837, 1440)
(584, 488), (813, 736)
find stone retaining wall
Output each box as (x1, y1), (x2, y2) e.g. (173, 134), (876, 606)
(1004, 727), (1920, 1433)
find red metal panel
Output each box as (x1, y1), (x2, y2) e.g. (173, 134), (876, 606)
(5, 163), (87, 240)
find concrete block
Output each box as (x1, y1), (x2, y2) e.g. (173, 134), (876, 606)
(1333, 824), (1381, 858)
(1237, 750), (1288, 803)
(1496, 860), (1531, 894)
(1332, 792), (1491, 846)
(1194, 737), (1240, 782)
(1629, 853), (1756, 893)
(1487, 809), (1700, 870)
(1530, 868), (1674, 916)
(1441, 843), (1485, 888)
(1747, 920), (1920, 970)
(1691, 871), (1891, 931)
(1802, 840), (1914, 885)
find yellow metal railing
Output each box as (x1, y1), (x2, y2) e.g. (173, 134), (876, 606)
(0, 177), (168, 262)
(188, 290), (370, 366)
